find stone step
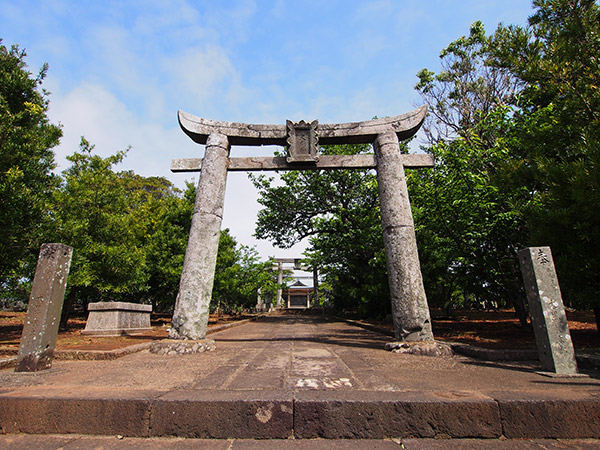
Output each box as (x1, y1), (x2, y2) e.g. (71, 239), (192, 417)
(1, 388), (599, 439)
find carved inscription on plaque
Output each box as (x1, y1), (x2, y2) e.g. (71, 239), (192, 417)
(536, 248), (550, 265)
(286, 120), (319, 163)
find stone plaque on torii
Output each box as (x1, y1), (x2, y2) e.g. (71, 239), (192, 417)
(170, 106), (434, 343)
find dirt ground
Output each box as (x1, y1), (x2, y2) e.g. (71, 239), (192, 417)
(360, 309), (600, 349)
(0, 312), (253, 357)
(1, 309), (598, 359)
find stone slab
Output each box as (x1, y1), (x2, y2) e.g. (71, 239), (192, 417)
(1, 315), (599, 440)
(19, 388), (599, 440)
(294, 390), (502, 439)
(0, 388), (155, 436)
(151, 390), (293, 439)
(1, 436), (600, 450)
(87, 302), (152, 312)
(82, 301), (152, 336)
(0, 434), (76, 450)
(149, 339), (216, 355)
(451, 343), (539, 361)
(0, 434), (233, 450)
(385, 341), (453, 356)
(402, 439), (600, 449)
(494, 391), (600, 439)
(232, 440), (404, 449)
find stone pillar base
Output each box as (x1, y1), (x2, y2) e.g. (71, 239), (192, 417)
(149, 339), (216, 355)
(385, 341), (453, 357)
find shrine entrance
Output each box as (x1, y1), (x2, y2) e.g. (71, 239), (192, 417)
(169, 107), (433, 342)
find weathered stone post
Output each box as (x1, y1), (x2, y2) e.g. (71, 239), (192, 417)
(256, 287), (264, 311)
(170, 133), (230, 340)
(374, 132), (433, 342)
(518, 246), (578, 374)
(15, 243), (73, 372)
(312, 266), (319, 307)
(276, 262), (284, 308)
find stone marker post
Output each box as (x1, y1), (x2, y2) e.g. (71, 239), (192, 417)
(518, 246), (578, 374)
(276, 262), (284, 308)
(15, 243), (73, 372)
(169, 133), (230, 340)
(256, 288), (264, 311)
(312, 266), (319, 306)
(374, 132), (433, 342)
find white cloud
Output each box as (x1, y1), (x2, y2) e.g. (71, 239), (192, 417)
(45, 77), (302, 258)
(164, 45), (236, 104)
(46, 80), (187, 178)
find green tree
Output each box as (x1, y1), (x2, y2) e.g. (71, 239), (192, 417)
(212, 228), (278, 314)
(52, 141), (277, 321)
(490, 0), (600, 325)
(52, 139), (148, 320)
(252, 144), (390, 317)
(144, 181), (195, 313)
(413, 0), (600, 332)
(0, 41), (62, 295)
(415, 21), (519, 147)
(408, 116), (529, 321)
(413, 23), (531, 324)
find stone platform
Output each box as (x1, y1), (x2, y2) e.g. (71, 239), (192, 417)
(82, 301), (152, 336)
(0, 314), (599, 443)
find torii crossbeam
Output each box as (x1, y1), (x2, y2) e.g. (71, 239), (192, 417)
(169, 106), (434, 343)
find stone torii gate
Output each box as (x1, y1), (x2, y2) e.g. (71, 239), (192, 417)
(272, 258), (318, 308)
(169, 106), (434, 343)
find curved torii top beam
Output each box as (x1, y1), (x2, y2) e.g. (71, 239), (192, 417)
(178, 105), (427, 146)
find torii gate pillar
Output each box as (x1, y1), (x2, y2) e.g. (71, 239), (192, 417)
(374, 132), (433, 341)
(169, 133), (230, 340)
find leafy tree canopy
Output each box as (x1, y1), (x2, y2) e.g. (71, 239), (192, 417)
(0, 41), (62, 288)
(252, 144), (390, 317)
(212, 228), (279, 314)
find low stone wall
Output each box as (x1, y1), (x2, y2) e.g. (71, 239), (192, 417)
(82, 302), (152, 336)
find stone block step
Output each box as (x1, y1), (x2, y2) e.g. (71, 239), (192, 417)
(1, 389), (599, 439)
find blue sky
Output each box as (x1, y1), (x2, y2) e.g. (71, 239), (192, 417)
(1, 0), (535, 259)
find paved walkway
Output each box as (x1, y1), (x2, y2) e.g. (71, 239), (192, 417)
(1, 314), (599, 444)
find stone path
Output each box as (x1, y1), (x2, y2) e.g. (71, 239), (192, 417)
(196, 315), (393, 391)
(0, 314), (599, 442)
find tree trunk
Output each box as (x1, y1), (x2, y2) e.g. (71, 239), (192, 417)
(511, 295), (530, 329)
(59, 290), (76, 330)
